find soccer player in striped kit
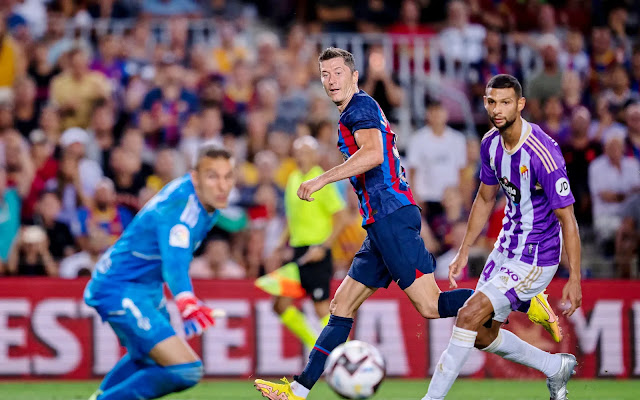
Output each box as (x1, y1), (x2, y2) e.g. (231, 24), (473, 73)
(255, 50), (563, 400)
(423, 74), (583, 400)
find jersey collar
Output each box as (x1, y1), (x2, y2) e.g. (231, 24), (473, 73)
(501, 117), (532, 155)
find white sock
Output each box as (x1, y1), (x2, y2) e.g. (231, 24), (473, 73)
(291, 380), (310, 398)
(482, 329), (562, 377)
(423, 326), (477, 400)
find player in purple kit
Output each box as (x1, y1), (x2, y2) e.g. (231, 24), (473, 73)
(254, 50), (560, 400)
(423, 74), (583, 400)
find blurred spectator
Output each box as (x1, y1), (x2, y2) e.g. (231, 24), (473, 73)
(13, 76), (39, 137)
(559, 30), (590, 81)
(21, 129), (57, 220)
(561, 106), (602, 227)
(85, 101), (116, 171)
(107, 143), (148, 213)
(0, 88), (15, 130)
(252, 32), (280, 82)
(438, 0), (486, 65)
(87, 0), (138, 19)
(28, 190), (75, 262)
(46, 151), (89, 228)
(406, 99), (466, 223)
(560, 70), (587, 114)
(608, 5), (632, 61)
(27, 42), (60, 109)
(90, 34), (127, 88)
(50, 48), (111, 129)
(146, 147), (180, 193)
(589, 129), (640, 245)
(0, 13), (24, 88)
(624, 102), (640, 162)
(3, 129), (34, 198)
(141, 0), (202, 17)
(38, 104), (62, 144)
(0, 164), (21, 270)
(387, 0), (436, 73)
(59, 228), (110, 278)
(589, 26), (618, 93)
(602, 65), (639, 120)
(222, 58), (255, 121)
(139, 55), (199, 148)
(589, 95), (625, 142)
(532, 4), (566, 42)
(210, 22), (248, 77)
(191, 234), (246, 279)
(360, 45), (403, 122)
(435, 220), (470, 281)
(75, 177), (133, 248)
(430, 186), (467, 255)
(469, 28), (522, 110)
(526, 34), (564, 121)
(539, 96), (571, 145)
(7, 225), (56, 276)
(273, 62), (309, 132)
(615, 194), (640, 278)
(60, 127), (103, 196)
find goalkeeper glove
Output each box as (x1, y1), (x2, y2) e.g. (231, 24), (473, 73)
(176, 292), (219, 338)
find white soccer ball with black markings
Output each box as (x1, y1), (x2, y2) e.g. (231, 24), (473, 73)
(324, 340), (386, 399)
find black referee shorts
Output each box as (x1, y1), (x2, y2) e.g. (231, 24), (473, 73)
(292, 246), (333, 302)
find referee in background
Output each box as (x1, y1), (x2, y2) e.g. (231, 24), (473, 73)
(260, 135), (348, 349)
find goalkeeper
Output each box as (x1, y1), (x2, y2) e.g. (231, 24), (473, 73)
(84, 144), (234, 400)
(256, 136), (348, 349)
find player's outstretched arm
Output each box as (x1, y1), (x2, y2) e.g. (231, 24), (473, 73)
(553, 205), (582, 317)
(449, 183), (499, 287)
(297, 128), (383, 201)
(157, 222), (218, 337)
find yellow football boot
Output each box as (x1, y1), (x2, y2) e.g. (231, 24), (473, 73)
(528, 290), (563, 342)
(254, 377), (304, 400)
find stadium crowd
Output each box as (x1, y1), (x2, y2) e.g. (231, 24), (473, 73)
(0, 0), (639, 280)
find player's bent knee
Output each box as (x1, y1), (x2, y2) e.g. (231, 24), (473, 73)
(474, 329), (499, 349)
(456, 303), (486, 330)
(165, 360), (204, 391)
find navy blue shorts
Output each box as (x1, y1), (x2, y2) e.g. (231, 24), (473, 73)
(348, 205), (436, 290)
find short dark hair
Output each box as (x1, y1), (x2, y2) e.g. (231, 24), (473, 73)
(195, 143), (233, 169)
(486, 74), (522, 98)
(318, 47), (356, 72)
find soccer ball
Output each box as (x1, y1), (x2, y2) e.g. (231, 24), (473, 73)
(324, 340), (386, 399)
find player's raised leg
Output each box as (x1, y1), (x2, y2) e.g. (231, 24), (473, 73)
(255, 275), (376, 400)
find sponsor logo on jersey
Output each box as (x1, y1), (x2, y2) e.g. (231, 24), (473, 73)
(499, 176), (521, 204)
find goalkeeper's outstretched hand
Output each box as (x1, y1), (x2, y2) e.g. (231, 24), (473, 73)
(176, 292), (225, 338)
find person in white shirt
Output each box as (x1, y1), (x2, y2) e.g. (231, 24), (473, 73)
(406, 99), (467, 220)
(589, 128), (640, 242)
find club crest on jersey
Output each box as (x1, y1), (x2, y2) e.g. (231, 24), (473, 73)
(499, 176), (521, 204)
(520, 165), (529, 180)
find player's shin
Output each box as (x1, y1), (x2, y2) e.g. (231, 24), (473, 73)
(481, 329), (562, 377)
(293, 315), (353, 393)
(423, 326), (477, 400)
(98, 354), (142, 392)
(98, 361), (203, 400)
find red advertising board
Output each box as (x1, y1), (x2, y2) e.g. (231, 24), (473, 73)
(0, 278), (637, 379)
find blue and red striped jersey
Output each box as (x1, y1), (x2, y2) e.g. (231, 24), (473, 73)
(337, 90), (416, 225)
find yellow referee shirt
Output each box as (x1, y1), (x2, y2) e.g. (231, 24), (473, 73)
(285, 166), (346, 247)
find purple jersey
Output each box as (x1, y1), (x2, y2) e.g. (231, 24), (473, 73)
(338, 90), (416, 225)
(480, 118), (575, 266)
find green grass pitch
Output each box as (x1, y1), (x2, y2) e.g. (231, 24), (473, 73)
(1, 379), (637, 400)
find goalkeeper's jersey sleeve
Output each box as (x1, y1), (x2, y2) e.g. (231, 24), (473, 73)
(91, 174), (219, 295)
